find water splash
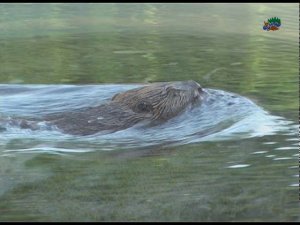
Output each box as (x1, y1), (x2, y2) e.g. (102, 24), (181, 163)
(0, 84), (297, 154)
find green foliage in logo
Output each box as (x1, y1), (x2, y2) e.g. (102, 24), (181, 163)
(267, 17), (281, 25)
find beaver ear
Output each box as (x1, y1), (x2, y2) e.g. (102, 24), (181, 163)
(136, 101), (152, 113)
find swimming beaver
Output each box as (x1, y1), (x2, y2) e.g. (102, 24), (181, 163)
(23, 80), (205, 136)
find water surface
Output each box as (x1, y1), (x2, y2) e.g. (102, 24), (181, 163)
(0, 3), (299, 222)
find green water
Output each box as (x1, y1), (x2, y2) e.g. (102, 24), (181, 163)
(0, 3), (299, 221)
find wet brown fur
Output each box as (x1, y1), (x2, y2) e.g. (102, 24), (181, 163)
(41, 80), (204, 135)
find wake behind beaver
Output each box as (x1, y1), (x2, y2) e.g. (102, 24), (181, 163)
(0, 83), (295, 153)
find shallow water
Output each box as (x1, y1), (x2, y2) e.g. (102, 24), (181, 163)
(0, 3), (299, 222)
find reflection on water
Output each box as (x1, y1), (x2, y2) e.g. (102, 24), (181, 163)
(0, 3), (299, 222)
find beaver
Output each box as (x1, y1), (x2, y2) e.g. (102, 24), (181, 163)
(18, 80), (205, 136)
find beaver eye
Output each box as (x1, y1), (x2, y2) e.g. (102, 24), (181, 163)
(167, 88), (180, 98)
(136, 101), (152, 113)
(171, 91), (180, 97)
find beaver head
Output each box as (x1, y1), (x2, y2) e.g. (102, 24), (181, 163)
(112, 80), (204, 121)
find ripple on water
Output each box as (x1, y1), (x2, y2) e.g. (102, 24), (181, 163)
(285, 138), (299, 141)
(263, 142), (277, 145)
(0, 85), (297, 154)
(252, 151), (268, 154)
(227, 164), (251, 169)
(288, 166), (299, 169)
(275, 146), (299, 150)
(273, 157), (293, 161)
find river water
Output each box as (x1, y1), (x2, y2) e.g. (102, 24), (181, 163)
(0, 3), (299, 222)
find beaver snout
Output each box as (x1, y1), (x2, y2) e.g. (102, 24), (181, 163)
(190, 84), (204, 103)
(197, 86), (204, 94)
(193, 89), (201, 99)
